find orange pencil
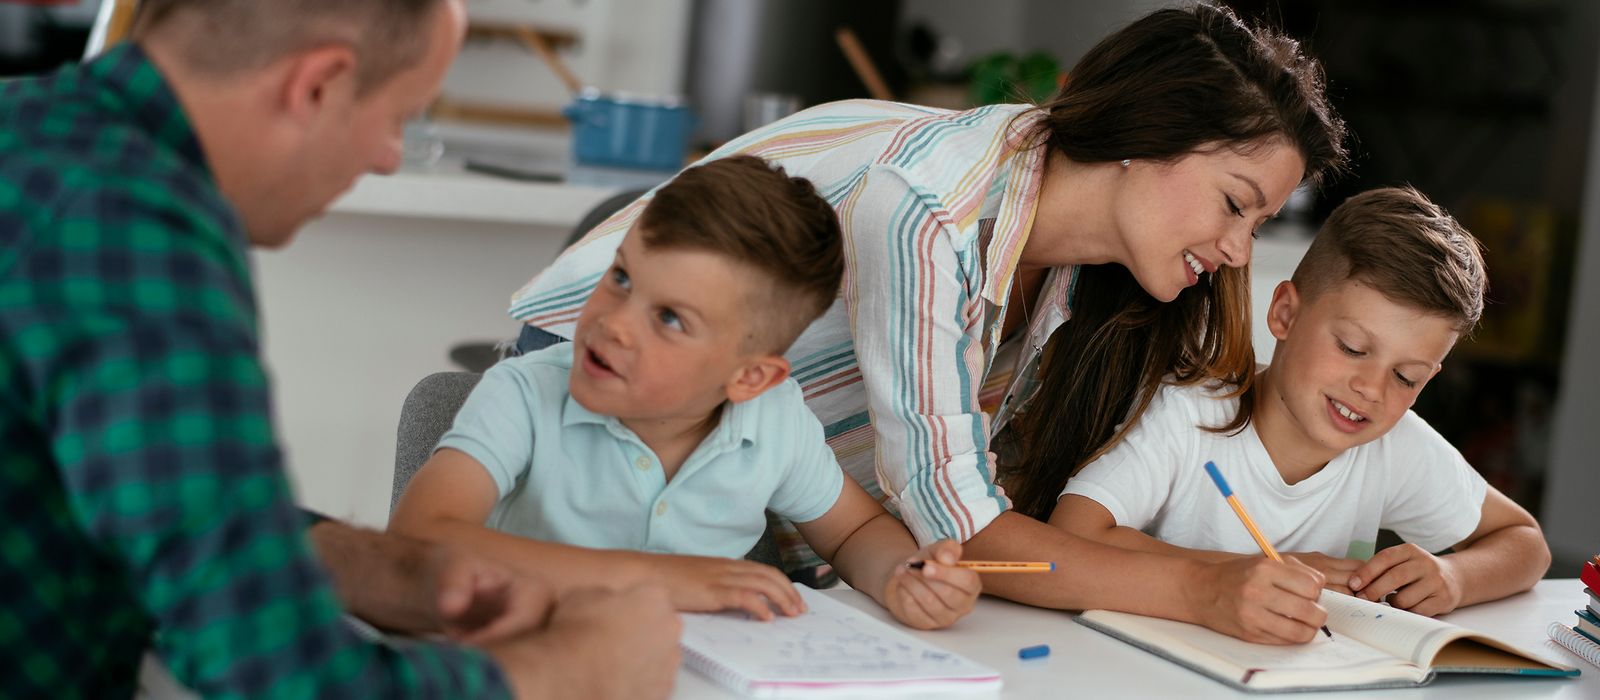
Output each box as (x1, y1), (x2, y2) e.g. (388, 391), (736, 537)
(1204, 461), (1333, 639)
(908, 560), (1054, 573)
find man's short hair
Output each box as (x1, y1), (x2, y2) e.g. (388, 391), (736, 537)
(1292, 186), (1487, 332)
(637, 155), (844, 353)
(132, 0), (442, 95)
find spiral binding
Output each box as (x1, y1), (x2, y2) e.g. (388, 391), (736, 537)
(1547, 622), (1600, 668)
(680, 644), (754, 696)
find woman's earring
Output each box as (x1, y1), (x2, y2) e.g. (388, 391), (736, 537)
(1120, 159), (1131, 168)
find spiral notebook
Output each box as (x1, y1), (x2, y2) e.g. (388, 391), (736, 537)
(678, 584), (1001, 698)
(1547, 623), (1600, 668)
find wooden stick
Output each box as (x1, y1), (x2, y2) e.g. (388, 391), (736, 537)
(517, 26), (584, 96)
(834, 27), (894, 101)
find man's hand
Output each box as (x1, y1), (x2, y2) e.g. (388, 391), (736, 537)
(426, 544), (557, 645)
(1188, 556), (1328, 645)
(883, 540), (981, 630)
(1284, 552), (1362, 595)
(489, 584), (682, 700)
(1349, 543), (1463, 616)
(646, 553), (806, 620)
(308, 519), (555, 641)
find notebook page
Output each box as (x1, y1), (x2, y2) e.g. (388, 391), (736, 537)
(1320, 590), (1464, 664)
(1081, 609), (1405, 673)
(679, 585), (1000, 696)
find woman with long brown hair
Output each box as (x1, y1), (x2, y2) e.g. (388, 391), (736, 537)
(507, 3), (1349, 643)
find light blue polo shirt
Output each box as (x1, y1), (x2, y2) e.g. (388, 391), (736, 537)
(436, 343), (846, 558)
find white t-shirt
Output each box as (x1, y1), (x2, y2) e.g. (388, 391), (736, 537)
(1060, 382), (1487, 560)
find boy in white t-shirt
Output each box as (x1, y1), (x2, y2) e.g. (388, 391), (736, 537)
(1052, 187), (1549, 617)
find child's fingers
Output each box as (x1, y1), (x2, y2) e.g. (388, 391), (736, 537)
(916, 567), (981, 607)
(1264, 582), (1328, 629)
(1257, 591), (1326, 645)
(1386, 574), (1441, 611)
(922, 539), (963, 566)
(1266, 560), (1326, 601)
(724, 569), (804, 617)
(713, 586), (779, 621)
(894, 570), (960, 622)
(917, 558), (981, 589)
(1357, 558), (1426, 602)
(1349, 545), (1415, 593)
(1397, 587), (1449, 617)
(889, 579), (942, 629)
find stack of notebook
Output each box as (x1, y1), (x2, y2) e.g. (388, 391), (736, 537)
(1547, 555), (1600, 667)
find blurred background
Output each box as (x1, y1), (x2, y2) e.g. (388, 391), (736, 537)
(3, 0), (1595, 575)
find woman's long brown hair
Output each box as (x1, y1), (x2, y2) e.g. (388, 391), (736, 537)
(1000, 4), (1349, 521)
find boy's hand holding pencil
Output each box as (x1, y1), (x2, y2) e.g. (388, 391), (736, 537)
(1199, 461), (1333, 644)
(886, 540), (982, 630)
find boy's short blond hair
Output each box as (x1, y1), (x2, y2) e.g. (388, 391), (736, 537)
(1292, 186), (1486, 332)
(638, 155), (843, 353)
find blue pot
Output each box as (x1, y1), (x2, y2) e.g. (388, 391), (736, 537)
(563, 89), (696, 172)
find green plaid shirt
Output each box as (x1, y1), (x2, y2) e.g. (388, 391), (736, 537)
(0, 45), (508, 698)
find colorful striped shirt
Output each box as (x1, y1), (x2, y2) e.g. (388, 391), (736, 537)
(509, 100), (1078, 563)
(0, 44), (506, 697)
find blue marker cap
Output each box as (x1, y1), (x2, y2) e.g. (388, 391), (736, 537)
(1018, 644), (1050, 660)
(1203, 461), (1233, 498)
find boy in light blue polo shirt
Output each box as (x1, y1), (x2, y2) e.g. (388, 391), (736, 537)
(391, 156), (980, 630)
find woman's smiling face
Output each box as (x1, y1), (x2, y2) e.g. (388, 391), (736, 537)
(1114, 140), (1306, 302)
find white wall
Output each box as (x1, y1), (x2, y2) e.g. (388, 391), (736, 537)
(254, 213), (569, 527)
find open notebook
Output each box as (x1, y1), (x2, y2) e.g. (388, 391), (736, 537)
(679, 584), (1001, 698)
(1077, 590), (1579, 693)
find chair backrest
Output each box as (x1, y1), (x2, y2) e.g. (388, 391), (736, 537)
(392, 371), (481, 510)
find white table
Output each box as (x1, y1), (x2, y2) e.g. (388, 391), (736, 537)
(670, 579), (1596, 699)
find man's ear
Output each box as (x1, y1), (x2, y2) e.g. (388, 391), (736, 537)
(1266, 280), (1301, 341)
(725, 354), (791, 404)
(278, 44), (359, 125)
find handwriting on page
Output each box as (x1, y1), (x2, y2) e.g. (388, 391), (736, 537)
(1320, 591), (1458, 664)
(683, 607), (973, 678)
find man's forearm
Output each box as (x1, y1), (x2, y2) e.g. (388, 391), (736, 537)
(307, 520), (438, 634)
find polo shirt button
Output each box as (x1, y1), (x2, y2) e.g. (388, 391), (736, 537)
(655, 501), (668, 516)
(635, 455), (651, 471)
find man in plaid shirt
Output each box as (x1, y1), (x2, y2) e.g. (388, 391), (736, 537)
(0, 1), (680, 697)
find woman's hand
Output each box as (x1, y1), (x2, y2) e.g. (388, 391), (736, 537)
(1189, 556), (1327, 645)
(645, 554), (806, 620)
(883, 540), (982, 630)
(1349, 543), (1463, 616)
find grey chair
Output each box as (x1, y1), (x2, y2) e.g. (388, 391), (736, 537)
(390, 370), (781, 567)
(392, 371), (483, 512)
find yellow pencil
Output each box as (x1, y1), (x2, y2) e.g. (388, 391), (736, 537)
(908, 560), (1054, 573)
(1203, 461), (1333, 639)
